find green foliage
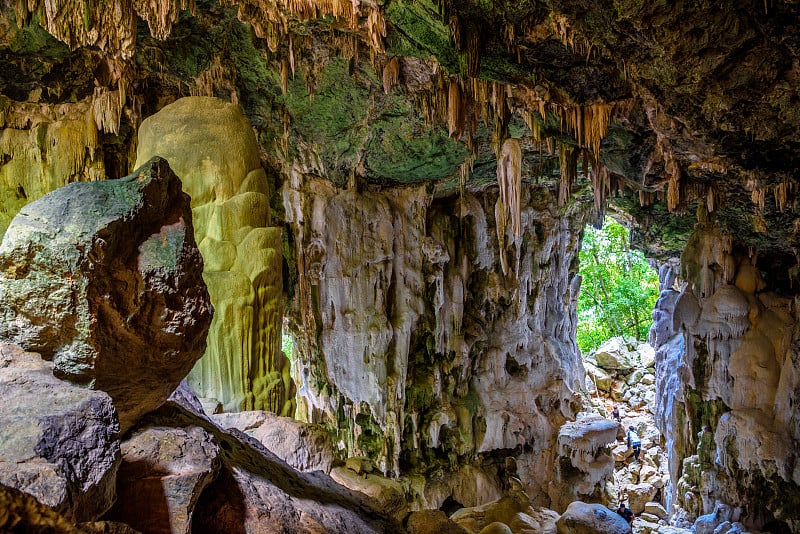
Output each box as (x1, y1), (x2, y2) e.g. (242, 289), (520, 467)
(577, 217), (659, 353)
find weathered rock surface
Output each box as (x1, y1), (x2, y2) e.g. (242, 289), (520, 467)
(555, 501), (630, 534)
(105, 425), (221, 534)
(140, 402), (402, 533)
(449, 486), (558, 534)
(212, 410), (335, 473)
(653, 223), (800, 530)
(136, 96), (292, 416)
(0, 482), (139, 534)
(0, 157), (212, 432)
(286, 176), (587, 506)
(405, 510), (470, 534)
(0, 343), (120, 522)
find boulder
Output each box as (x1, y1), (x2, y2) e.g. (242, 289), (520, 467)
(450, 488), (558, 534)
(624, 482), (658, 514)
(644, 501), (667, 519)
(594, 338), (637, 371)
(212, 410), (335, 472)
(584, 361), (612, 393)
(330, 467), (409, 523)
(636, 343), (656, 369)
(406, 510), (470, 534)
(106, 425), (221, 534)
(478, 523), (513, 534)
(0, 343), (120, 522)
(248, 413), (335, 473)
(0, 157), (212, 432)
(555, 501), (631, 534)
(0, 483), (139, 534)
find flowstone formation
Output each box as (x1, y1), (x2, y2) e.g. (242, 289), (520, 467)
(285, 173), (587, 507)
(0, 156), (211, 432)
(135, 97), (292, 415)
(652, 223), (800, 530)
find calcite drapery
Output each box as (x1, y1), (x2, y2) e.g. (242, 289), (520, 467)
(652, 223), (800, 529)
(0, 100), (106, 236)
(0, 156), (211, 432)
(285, 172), (587, 508)
(136, 96), (291, 415)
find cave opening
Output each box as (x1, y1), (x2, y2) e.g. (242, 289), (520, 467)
(576, 215), (660, 355)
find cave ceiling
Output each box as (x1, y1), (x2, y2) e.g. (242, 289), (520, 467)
(2, 0), (800, 281)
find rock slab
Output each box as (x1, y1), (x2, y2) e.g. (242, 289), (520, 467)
(0, 343), (120, 522)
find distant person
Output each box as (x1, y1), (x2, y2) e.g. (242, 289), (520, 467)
(612, 405), (621, 422)
(627, 425), (641, 461)
(616, 503), (635, 524)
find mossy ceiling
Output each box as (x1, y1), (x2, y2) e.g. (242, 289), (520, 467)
(2, 0), (800, 270)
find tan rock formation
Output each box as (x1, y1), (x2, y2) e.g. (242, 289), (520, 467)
(212, 410), (335, 473)
(554, 414), (618, 510)
(555, 501), (630, 534)
(136, 96), (291, 415)
(0, 157), (211, 432)
(0, 343), (119, 522)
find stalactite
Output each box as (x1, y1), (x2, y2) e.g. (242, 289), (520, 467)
(382, 57), (400, 95)
(558, 143), (578, 207)
(462, 21), (480, 77)
(590, 163), (610, 227)
(497, 138), (523, 240)
(447, 79), (465, 140)
(91, 88), (122, 135)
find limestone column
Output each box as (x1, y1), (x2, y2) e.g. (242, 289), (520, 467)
(136, 96), (292, 414)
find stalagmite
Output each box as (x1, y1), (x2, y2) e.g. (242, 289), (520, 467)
(136, 97), (291, 415)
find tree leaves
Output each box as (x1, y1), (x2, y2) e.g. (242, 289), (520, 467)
(576, 217), (660, 353)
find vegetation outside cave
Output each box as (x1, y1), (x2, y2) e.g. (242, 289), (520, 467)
(577, 217), (660, 354)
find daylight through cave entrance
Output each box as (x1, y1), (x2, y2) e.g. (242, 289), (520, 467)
(577, 216), (660, 355)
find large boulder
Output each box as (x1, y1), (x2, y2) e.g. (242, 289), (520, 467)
(406, 510), (470, 534)
(212, 410), (335, 473)
(106, 424), (221, 534)
(593, 338), (637, 371)
(0, 157), (212, 432)
(555, 501), (631, 534)
(0, 343), (120, 521)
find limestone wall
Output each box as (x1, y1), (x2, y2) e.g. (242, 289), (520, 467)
(136, 97), (292, 415)
(651, 223), (800, 530)
(284, 171), (587, 508)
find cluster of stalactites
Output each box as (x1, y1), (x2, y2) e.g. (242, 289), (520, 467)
(221, 0), (385, 54)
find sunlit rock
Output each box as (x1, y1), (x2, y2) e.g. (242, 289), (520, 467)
(212, 410), (335, 473)
(0, 157), (211, 432)
(136, 96), (291, 415)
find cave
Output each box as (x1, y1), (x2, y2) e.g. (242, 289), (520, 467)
(1, 1), (800, 533)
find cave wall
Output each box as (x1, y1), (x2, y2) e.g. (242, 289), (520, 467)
(284, 168), (588, 508)
(652, 223), (800, 530)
